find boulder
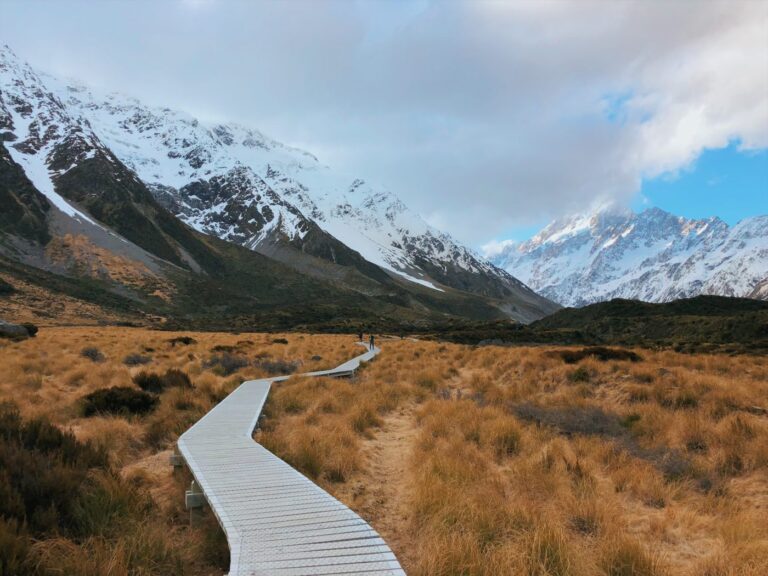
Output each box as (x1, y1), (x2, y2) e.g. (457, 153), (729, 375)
(0, 320), (36, 340)
(0, 278), (15, 295)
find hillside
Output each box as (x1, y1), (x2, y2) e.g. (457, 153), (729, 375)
(0, 45), (556, 327)
(430, 296), (768, 353)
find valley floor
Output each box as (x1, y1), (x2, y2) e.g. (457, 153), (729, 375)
(1, 328), (767, 575)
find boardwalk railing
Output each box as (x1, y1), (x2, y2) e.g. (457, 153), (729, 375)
(177, 343), (405, 576)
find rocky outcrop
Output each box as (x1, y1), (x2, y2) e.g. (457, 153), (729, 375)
(0, 319), (36, 340)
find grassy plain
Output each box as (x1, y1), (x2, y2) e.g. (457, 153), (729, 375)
(1, 328), (766, 575)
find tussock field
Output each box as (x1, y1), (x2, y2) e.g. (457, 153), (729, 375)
(1, 328), (767, 575)
(259, 341), (768, 576)
(0, 327), (355, 575)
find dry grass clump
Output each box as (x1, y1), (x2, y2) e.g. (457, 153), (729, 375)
(258, 372), (412, 484)
(599, 536), (666, 576)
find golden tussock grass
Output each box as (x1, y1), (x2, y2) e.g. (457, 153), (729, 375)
(260, 340), (768, 575)
(2, 330), (767, 574)
(0, 326), (357, 575)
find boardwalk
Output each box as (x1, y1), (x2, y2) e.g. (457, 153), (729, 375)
(177, 343), (406, 576)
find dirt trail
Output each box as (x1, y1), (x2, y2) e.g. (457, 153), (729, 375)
(336, 402), (419, 569)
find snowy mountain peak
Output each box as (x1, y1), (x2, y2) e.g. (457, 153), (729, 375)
(1, 48), (555, 321)
(487, 206), (768, 306)
(38, 72), (517, 292)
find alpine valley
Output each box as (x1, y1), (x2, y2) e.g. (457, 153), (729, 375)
(0, 45), (557, 329)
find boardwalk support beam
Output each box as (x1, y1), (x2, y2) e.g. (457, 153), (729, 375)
(185, 480), (205, 510)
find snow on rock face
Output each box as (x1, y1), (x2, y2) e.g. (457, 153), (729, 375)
(487, 206), (768, 306)
(0, 46), (100, 225)
(28, 60), (511, 293)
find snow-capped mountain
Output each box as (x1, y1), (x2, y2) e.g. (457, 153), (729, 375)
(35, 60), (529, 297)
(486, 207), (768, 307)
(0, 45), (555, 322)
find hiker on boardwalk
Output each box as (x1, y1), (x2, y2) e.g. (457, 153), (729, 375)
(369, 334), (375, 351)
(359, 329), (364, 343)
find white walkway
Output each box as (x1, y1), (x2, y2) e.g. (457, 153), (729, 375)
(177, 343), (406, 576)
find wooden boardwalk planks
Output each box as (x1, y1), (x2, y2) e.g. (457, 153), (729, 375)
(177, 344), (406, 576)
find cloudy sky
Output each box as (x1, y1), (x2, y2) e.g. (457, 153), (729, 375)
(1, 0), (767, 247)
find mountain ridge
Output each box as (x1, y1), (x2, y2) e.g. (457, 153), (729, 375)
(0, 45), (556, 326)
(486, 206), (768, 307)
(37, 57), (544, 307)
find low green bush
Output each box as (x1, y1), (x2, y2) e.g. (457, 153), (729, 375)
(0, 403), (187, 574)
(133, 371), (165, 393)
(163, 368), (193, 389)
(204, 353), (249, 376)
(81, 347), (106, 363)
(133, 369), (193, 394)
(123, 353), (152, 366)
(82, 387), (158, 417)
(555, 347), (643, 364)
(167, 336), (196, 346)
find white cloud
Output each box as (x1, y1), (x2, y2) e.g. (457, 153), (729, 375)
(0, 0), (765, 245)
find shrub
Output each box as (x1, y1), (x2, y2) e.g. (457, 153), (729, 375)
(555, 347), (643, 364)
(0, 403), (109, 539)
(0, 277), (15, 295)
(0, 517), (29, 576)
(256, 358), (301, 375)
(211, 344), (237, 353)
(133, 369), (193, 394)
(568, 366), (591, 383)
(80, 347), (105, 363)
(21, 323), (38, 338)
(163, 368), (193, 389)
(512, 403), (625, 437)
(204, 353), (249, 376)
(123, 354), (151, 366)
(167, 336), (196, 346)
(133, 371), (165, 394)
(272, 338), (289, 345)
(70, 471), (150, 537)
(82, 387), (158, 417)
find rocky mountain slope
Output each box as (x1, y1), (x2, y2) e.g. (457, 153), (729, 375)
(28, 49), (549, 314)
(0, 45), (556, 325)
(486, 207), (768, 307)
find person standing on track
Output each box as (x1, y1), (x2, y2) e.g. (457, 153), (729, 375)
(359, 329), (364, 343)
(369, 334), (375, 351)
